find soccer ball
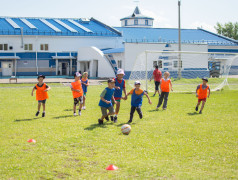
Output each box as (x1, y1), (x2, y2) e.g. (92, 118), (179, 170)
(121, 124), (131, 135)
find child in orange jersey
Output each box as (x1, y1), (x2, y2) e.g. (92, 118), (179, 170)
(70, 72), (84, 116)
(156, 71), (173, 110)
(81, 72), (89, 110)
(195, 78), (210, 114)
(31, 75), (51, 117)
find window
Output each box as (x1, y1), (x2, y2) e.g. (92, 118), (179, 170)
(0, 44), (2, 50)
(158, 60), (162, 68)
(40, 44), (49, 51)
(134, 20), (138, 25)
(4, 44), (8, 51)
(125, 20), (127, 26)
(24, 44), (33, 51)
(145, 20), (148, 25)
(174, 61), (178, 68)
(117, 60), (122, 69)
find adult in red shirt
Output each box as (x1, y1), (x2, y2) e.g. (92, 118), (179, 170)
(150, 65), (162, 96)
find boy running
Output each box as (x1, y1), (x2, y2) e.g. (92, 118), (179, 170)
(98, 79), (117, 125)
(70, 72), (83, 116)
(31, 75), (51, 117)
(110, 69), (127, 123)
(156, 71), (173, 110)
(125, 81), (152, 123)
(195, 78), (210, 114)
(81, 72), (89, 110)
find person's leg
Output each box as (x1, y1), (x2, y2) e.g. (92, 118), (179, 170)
(99, 107), (108, 124)
(128, 106), (136, 123)
(38, 102), (41, 112)
(196, 100), (201, 111)
(199, 101), (206, 113)
(162, 92), (169, 109)
(78, 97), (83, 115)
(42, 101), (46, 117)
(83, 95), (86, 109)
(157, 92), (165, 108)
(153, 81), (158, 96)
(136, 106), (143, 119)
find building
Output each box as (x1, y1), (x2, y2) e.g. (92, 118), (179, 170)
(0, 6), (238, 78)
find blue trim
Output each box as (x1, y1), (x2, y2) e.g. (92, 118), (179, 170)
(208, 49), (238, 53)
(184, 68), (207, 70)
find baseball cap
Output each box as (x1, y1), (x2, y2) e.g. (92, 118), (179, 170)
(117, 69), (125, 75)
(202, 77), (208, 82)
(37, 75), (45, 79)
(108, 78), (115, 83)
(74, 72), (82, 77)
(134, 81), (141, 85)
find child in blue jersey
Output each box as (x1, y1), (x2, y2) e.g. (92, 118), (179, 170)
(125, 81), (152, 123)
(109, 69), (127, 123)
(81, 72), (89, 110)
(98, 79), (117, 125)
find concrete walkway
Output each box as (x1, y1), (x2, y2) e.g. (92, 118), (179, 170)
(0, 78), (106, 85)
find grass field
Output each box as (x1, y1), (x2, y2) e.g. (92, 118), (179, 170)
(0, 82), (237, 179)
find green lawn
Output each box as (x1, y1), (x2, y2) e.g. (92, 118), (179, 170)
(0, 83), (237, 179)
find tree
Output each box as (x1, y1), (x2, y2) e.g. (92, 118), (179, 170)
(215, 22), (238, 40)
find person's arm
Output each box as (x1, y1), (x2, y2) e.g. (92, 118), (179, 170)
(207, 87), (211, 98)
(111, 96), (117, 105)
(196, 85), (199, 97)
(170, 81), (173, 92)
(100, 89), (110, 104)
(150, 74), (154, 81)
(31, 87), (36, 96)
(44, 84), (51, 92)
(144, 91), (152, 104)
(71, 87), (80, 92)
(122, 86), (127, 100)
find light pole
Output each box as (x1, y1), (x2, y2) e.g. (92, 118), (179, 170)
(178, 0), (182, 79)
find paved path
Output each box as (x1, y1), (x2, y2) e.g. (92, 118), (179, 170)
(0, 78), (106, 85)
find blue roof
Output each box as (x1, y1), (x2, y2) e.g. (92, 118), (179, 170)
(115, 27), (238, 46)
(0, 17), (121, 37)
(103, 48), (125, 54)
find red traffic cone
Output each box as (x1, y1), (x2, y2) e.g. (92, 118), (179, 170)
(27, 139), (36, 143)
(106, 164), (118, 170)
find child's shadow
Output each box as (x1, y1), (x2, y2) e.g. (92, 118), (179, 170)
(84, 123), (109, 131)
(64, 109), (73, 111)
(14, 117), (39, 122)
(53, 115), (74, 119)
(148, 109), (159, 112)
(187, 112), (199, 116)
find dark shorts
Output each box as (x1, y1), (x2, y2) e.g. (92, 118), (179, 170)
(155, 81), (160, 90)
(198, 98), (207, 103)
(100, 106), (115, 116)
(74, 96), (83, 105)
(38, 99), (46, 104)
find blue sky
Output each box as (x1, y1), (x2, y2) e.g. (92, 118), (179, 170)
(1, 0), (237, 32)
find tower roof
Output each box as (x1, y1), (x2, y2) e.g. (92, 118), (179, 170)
(120, 6), (154, 20)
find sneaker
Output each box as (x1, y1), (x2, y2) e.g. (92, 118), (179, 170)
(110, 116), (114, 121)
(105, 116), (109, 121)
(98, 119), (103, 125)
(195, 106), (198, 111)
(114, 116), (118, 123)
(42, 112), (45, 117)
(139, 113), (143, 119)
(82, 106), (86, 110)
(153, 94), (155, 97)
(128, 120), (132, 123)
(78, 110), (81, 116)
(35, 111), (40, 117)
(199, 111), (202, 114)
(73, 113), (77, 116)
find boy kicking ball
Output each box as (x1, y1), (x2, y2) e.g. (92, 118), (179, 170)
(125, 81), (152, 124)
(31, 75), (51, 117)
(98, 79), (117, 125)
(195, 78), (210, 114)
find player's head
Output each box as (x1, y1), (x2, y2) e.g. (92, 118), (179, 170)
(155, 65), (158, 69)
(134, 81), (141, 88)
(37, 75), (45, 82)
(202, 78), (208, 84)
(83, 72), (88, 78)
(116, 69), (125, 80)
(164, 71), (170, 78)
(107, 78), (115, 88)
(74, 72), (81, 80)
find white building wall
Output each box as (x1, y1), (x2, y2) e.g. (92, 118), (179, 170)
(124, 43), (209, 72)
(0, 35), (123, 52)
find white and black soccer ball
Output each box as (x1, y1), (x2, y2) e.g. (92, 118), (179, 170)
(121, 124), (131, 135)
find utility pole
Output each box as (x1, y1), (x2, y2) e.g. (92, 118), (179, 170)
(178, 0), (182, 79)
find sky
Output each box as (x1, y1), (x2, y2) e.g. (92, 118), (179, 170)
(0, 0), (238, 33)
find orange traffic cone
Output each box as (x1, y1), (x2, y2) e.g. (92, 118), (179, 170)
(106, 164), (118, 170)
(27, 139), (36, 143)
